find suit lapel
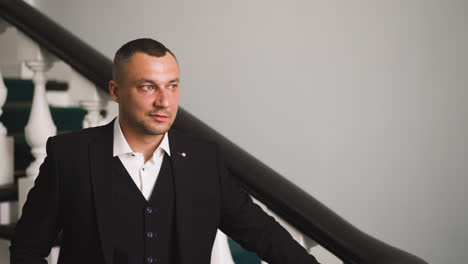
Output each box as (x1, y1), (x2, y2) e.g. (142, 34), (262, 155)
(89, 121), (114, 264)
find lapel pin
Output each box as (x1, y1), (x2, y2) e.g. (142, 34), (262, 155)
(179, 152), (187, 158)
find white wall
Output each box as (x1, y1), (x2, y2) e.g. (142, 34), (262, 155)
(34, 0), (468, 263)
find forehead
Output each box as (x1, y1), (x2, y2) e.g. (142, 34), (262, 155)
(122, 52), (179, 82)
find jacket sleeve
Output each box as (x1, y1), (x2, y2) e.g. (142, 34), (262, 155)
(10, 137), (62, 264)
(217, 148), (320, 264)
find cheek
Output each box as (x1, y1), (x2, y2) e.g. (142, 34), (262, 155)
(130, 94), (153, 107)
(171, 92), (180, 106)
(121, 95), (152, 114)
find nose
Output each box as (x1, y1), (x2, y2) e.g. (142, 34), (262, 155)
(153, 89), (169, 108)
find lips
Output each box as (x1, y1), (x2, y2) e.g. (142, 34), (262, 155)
(151, 114), (168, 121)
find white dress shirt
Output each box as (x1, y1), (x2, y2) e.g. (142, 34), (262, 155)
(113, 117), (171, 200)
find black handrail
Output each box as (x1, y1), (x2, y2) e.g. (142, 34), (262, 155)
(0, 1), (427, 263)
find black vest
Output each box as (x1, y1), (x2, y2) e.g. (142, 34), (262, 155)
(112, 154), (175, 264)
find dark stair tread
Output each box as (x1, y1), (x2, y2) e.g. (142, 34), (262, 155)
(6, 132), (23, 137)
(4, 102), (31, 107)
(228, 239), (261, 264)
(14, 170), (26, 178)
(0, 183), (18, 202)
(3, 78), (69, 103)
(44, 80), (69, 91)
(1, 106), (86, 134)
(3, 79), (34, 102)
(8, 130), (75, 138)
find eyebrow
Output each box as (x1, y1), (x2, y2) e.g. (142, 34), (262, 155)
(135, 78), (179, 84)
(135, 78), (156, 84)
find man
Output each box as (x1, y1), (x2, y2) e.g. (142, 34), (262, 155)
(11, 38), (320, 264)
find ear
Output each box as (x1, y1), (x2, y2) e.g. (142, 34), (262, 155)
(108, 80), (120, 103)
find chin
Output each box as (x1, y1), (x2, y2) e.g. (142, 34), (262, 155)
(145, 125), (171, 136)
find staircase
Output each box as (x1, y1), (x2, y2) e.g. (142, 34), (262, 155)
(0, 2), (430, 264)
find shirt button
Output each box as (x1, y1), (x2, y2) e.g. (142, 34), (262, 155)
(146, 231), (154, 238)
(142, 168), (145, 171)
(145, 207), (153, 214)
(146, 256), (154, 263)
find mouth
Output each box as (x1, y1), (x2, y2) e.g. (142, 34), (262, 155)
(150, 114), (168, 122)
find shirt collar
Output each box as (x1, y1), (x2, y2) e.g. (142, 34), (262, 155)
(113, 117), (171, 157)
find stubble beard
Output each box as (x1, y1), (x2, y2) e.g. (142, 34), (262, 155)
(120, 106), (177, 137)
(137, 108), (178, 136)
(134, 117), (171, 136)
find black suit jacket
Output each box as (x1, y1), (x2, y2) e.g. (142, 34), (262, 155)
(10, 120), (319, 264)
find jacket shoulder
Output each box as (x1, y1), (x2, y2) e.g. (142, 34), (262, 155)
(169, 128), (220, 156)
(169, 129), (218, 146)
(49, 122), (112, 147)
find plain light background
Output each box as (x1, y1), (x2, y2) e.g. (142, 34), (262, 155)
(32, 0), (468, 263)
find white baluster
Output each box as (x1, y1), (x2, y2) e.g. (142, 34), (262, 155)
(102, 98), (119, 124)
(68, 69), (107, 128)
(18, 57), (57, 218)
(80, 85), (110, 128)
(0, 22), (8, 135)
(251, 197), (342, 264)
(24, 59), (56, 179)
(211, 230), (235, 264)
(0, 71), (8, 138)
(80, 98), (103, 128)
(252, 197), (343, 264)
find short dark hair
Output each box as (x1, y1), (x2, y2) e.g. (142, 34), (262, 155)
(112, 38), (176, 81)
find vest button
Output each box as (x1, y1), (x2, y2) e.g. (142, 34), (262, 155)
(146, 256), (154, 263)
(145, 206), (153, 214)
(146, 231), (154, 238)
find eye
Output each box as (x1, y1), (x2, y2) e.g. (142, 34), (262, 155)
(168, 84), (178, 90)
(141, 85), (154, 91)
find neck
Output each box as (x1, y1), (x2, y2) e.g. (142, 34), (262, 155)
(119, 120), (164, 163)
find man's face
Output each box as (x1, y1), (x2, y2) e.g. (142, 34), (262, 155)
(109, 52), (180, 136)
